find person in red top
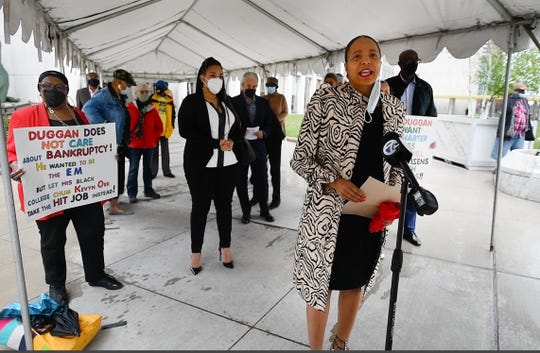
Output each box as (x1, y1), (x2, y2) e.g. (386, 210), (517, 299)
(7, 70), (123, 306)
(126, 82), (164, 203)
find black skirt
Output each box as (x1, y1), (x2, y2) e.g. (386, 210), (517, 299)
(329, 214), (384, 290)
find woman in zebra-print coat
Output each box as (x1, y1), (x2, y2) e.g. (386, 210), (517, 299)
(290, 36), (405, 350)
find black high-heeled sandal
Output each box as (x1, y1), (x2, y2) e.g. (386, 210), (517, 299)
(218, 248), (234, 269)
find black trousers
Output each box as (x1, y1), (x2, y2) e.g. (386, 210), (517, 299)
(35, 202), (105, 286)
(265, 138), (282, 201)
(236, 140), (270, 216)
(152, 136), (172, 177)
(116, 146), (127, 198)
(186, 164), (238, 253)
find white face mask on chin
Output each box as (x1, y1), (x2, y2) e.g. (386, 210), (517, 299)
(206, 77), (223, 94)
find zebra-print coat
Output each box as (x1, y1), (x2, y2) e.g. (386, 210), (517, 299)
(290, 83), (405, 311)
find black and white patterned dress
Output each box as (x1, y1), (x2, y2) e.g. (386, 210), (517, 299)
(290, 83), (405, 311)
(329, 104), (384, 290)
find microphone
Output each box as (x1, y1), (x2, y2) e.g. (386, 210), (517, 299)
(382, 132), (438, 216)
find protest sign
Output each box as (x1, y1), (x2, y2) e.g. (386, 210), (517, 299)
(13, 123), (117, 220)
(401, 116), (436, 182)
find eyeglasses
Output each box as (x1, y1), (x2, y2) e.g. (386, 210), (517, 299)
(39, 83), (69, 93)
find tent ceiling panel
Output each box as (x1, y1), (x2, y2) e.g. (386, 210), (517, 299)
(84, 25), (172, 61)
(110, 51), (198, 81)
(166, 22), (259, 72)
(159, 38), (208, 68)
(183, 1), (327, 64)
(2, 0), (540, 80)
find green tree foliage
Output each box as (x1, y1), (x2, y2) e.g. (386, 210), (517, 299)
(476, 46), (507, 101)
(476, 45), (540, 99)
(512, 50), (540, 93)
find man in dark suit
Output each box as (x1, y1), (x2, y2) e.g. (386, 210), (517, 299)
(233, 72), (275, 223)
(386, 49), (437, 247)
(76, 72), (101, 108)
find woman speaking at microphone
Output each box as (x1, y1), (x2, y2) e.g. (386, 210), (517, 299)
(290, 36), (405, 350)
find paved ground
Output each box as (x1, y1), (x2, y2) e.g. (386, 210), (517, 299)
(1, 134), (539, 350)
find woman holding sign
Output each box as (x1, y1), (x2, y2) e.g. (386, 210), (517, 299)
(7, 70), (123, 306)
(290, 36), (405, 350)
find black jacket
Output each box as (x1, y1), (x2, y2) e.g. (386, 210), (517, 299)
(178, 92), (242, 174)
(231, 94), (273, 139)
(386, 74), (437, 117)
(499, 93), (533, 140)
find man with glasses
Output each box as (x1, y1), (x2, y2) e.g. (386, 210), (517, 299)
(83, 69), (136, 215)
(386, 49), (437, 247)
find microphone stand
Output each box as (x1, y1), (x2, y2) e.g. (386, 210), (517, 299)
(385, 178), (408, 351)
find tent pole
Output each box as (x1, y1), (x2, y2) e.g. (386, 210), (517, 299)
(490, 25), (515, 251)
(0, 109), (33, 350)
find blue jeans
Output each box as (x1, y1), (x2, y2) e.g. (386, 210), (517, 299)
(127, 148), (155, 198)
(490, 136), (525, 159)
(405, 197), (416, 232)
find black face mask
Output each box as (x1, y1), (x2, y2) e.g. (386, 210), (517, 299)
(87, 78), (100, 87)
(43, 90), (66, 108)
(244, 89), (256, 99)
(402, 62), (418, 76)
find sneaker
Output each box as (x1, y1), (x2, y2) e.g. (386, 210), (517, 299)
(129, 197), (137, 203)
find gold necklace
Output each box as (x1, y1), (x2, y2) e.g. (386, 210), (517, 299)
(47, 105), (79, 126)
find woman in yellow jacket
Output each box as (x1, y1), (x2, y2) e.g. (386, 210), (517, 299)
(150, 80), (176, 178)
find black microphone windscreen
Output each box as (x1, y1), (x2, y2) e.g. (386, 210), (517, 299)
(382, 132), (412, 166)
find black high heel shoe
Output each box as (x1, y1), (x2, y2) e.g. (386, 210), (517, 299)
(218, 248), (234, 269)
(190, 266), (203, 275)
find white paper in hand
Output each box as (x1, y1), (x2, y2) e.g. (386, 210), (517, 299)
(245, 126), (260, 140)
(341, 177), (401, 218)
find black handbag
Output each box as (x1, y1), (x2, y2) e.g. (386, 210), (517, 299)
(525, 120), (536, 141)
(237, 138), (256, 166)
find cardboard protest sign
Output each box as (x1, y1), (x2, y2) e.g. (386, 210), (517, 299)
(13, 123), (117, 220)
(401, 116), (436, 182)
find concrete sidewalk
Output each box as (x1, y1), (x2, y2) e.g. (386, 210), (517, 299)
(1, 134), (539, 350)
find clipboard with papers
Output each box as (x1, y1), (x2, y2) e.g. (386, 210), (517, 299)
(341, 177), (401, 218)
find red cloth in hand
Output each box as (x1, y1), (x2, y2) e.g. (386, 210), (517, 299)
(369, 201), (401, 233)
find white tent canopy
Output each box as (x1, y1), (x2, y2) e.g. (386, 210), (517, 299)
(2, 1), (540, 349)
(2, 0), (540, 81)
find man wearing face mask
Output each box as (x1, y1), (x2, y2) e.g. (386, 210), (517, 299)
(386, 49), (437, 247)
(76, 72), (101, 109)
(261, 76), (287, 209)
(83, 69), (137, 216)
(150, 80), (176, 178)
(232, 72), (275, 223)
(126, 83), (163, 203)
(490, 82), (535, 159)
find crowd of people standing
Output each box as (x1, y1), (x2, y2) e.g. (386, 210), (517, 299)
(6, 33), (473, 350)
